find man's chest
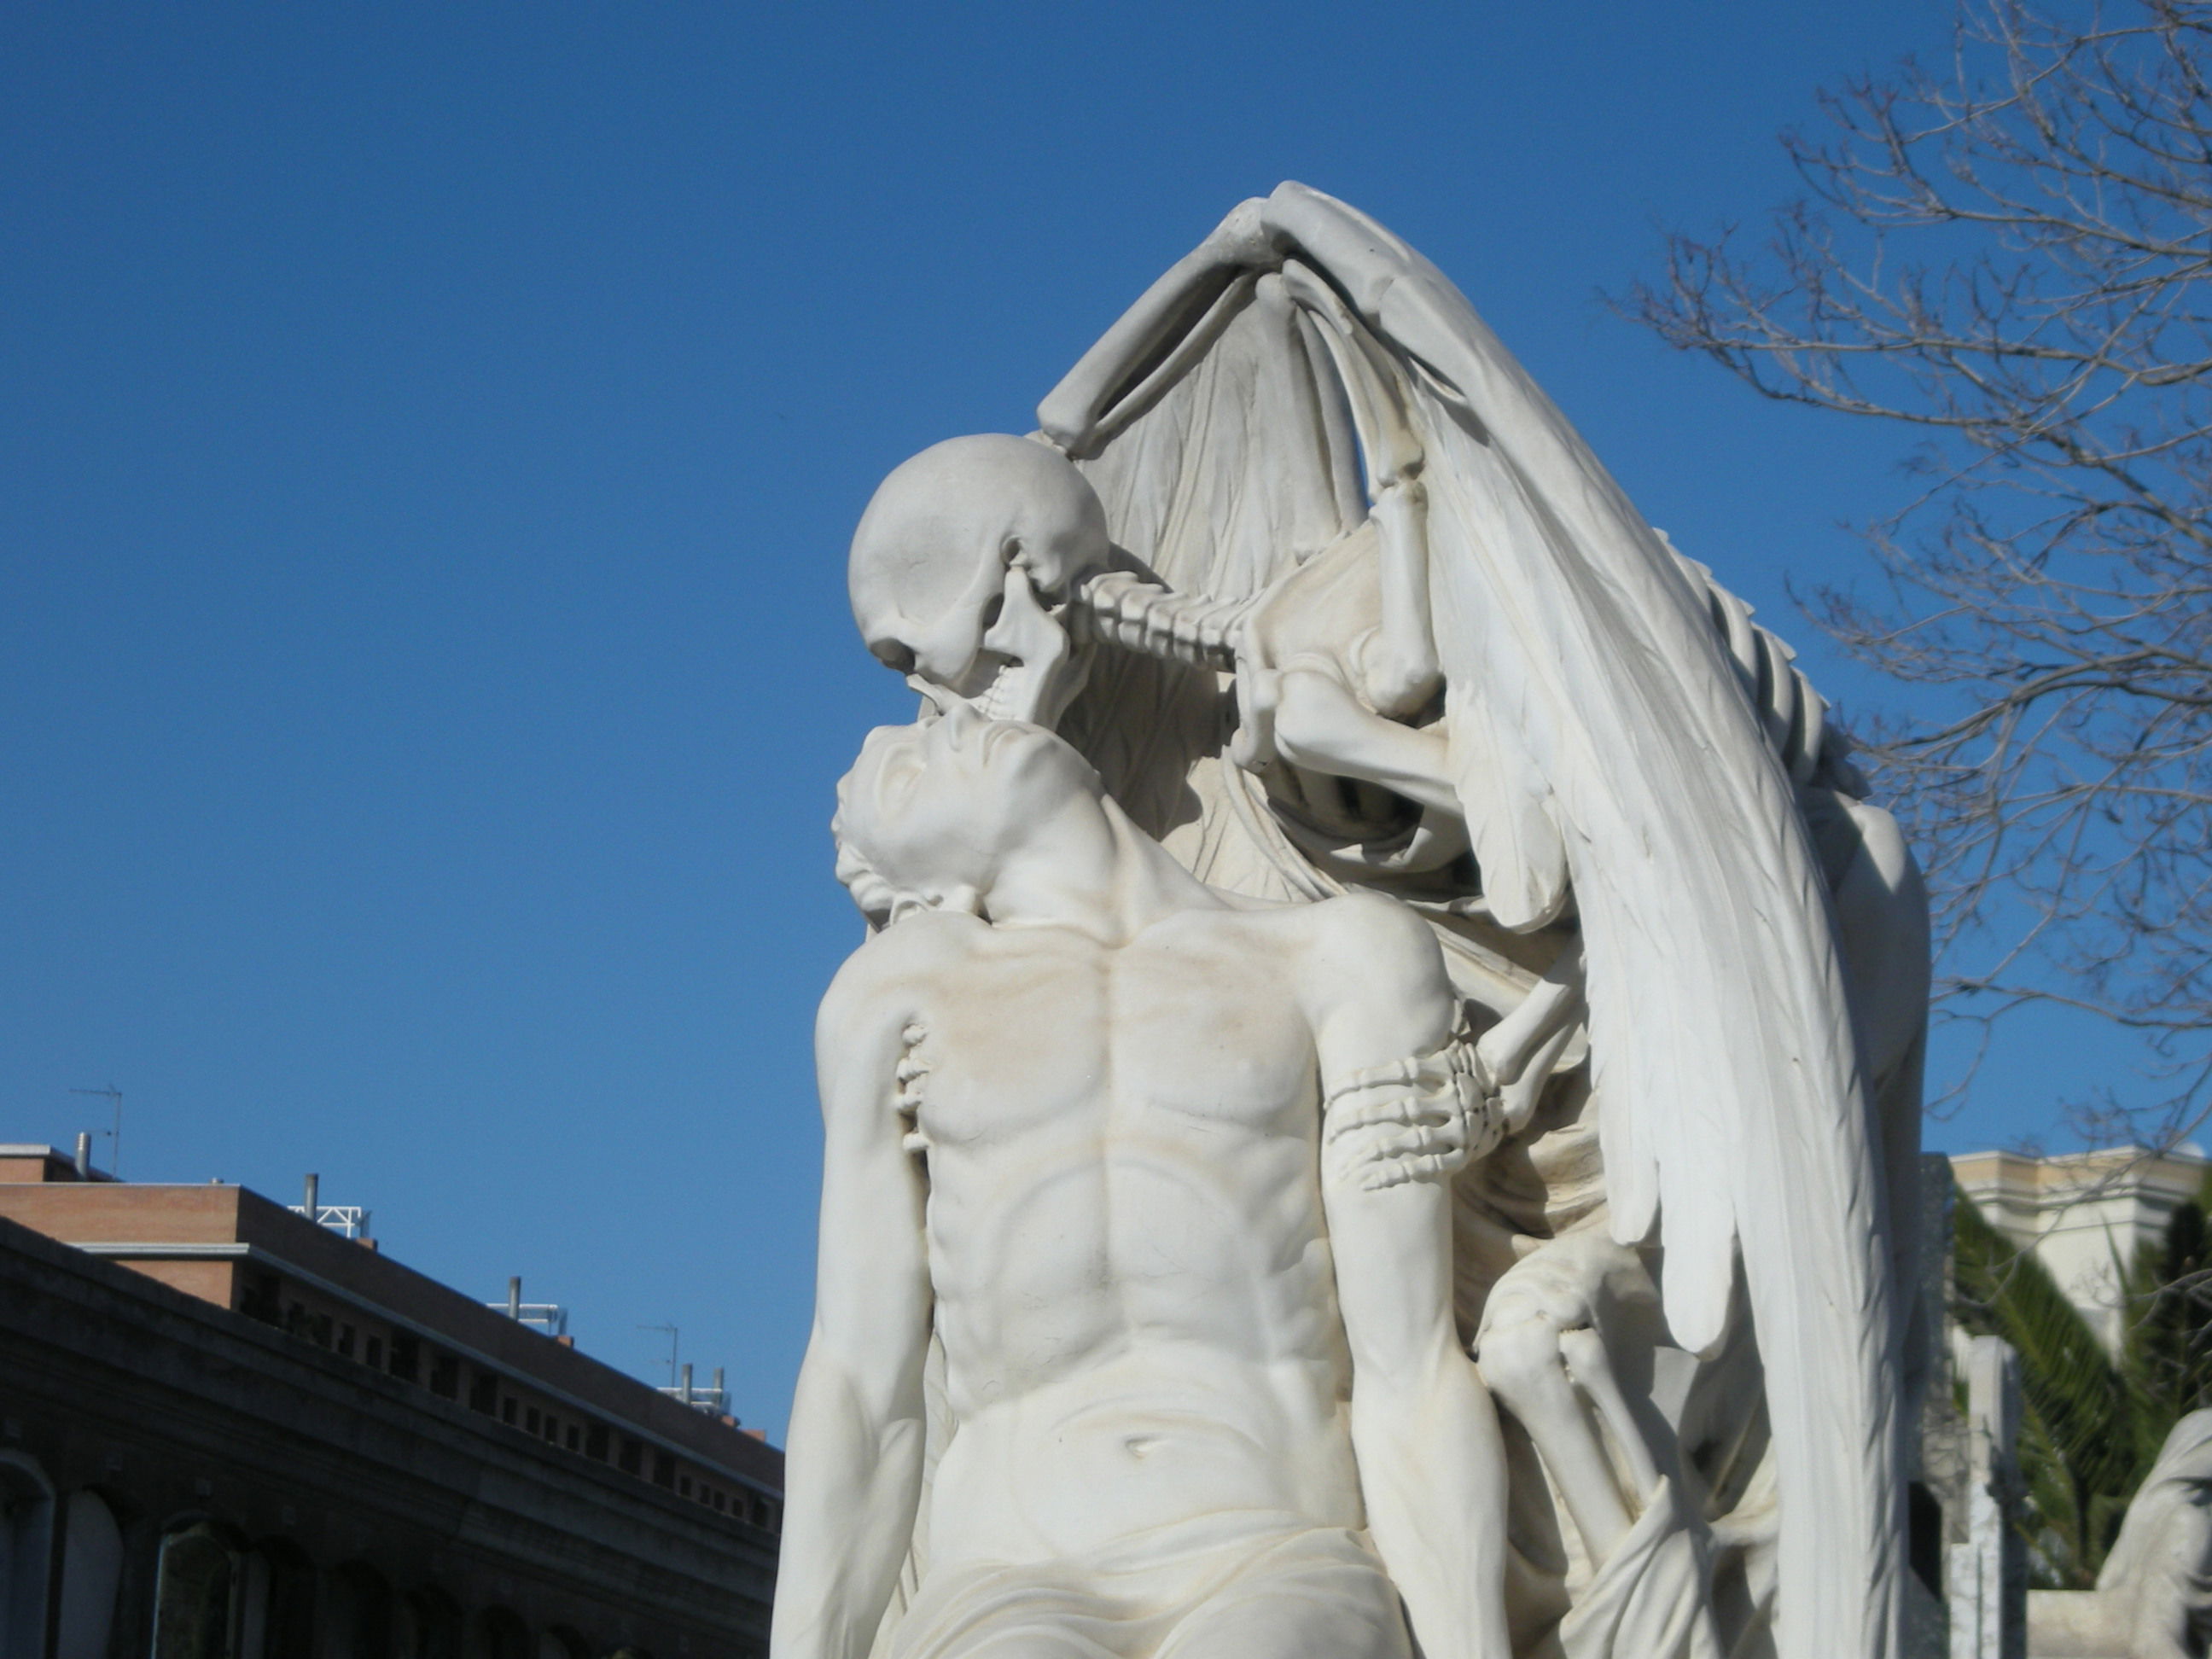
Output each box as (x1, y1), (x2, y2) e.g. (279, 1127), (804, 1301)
(910, 926), (1318, 1150)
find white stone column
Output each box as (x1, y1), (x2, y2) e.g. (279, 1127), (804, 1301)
(1947, 1333), (2024, 1659)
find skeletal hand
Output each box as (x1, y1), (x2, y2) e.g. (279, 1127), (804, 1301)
(1476, 949), (1587, 1136)
(1324, 1039), (1501, 1191)
(1197, 197), (1284, 270)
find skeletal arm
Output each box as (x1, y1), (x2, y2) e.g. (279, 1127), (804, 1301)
(1037, 198), (1276, 457)
(1270, 259), (1440, 719)
(770, 952), (935, 1659)
(1040, 194), (1452, 812)
(1307, 896), (1513, 1659)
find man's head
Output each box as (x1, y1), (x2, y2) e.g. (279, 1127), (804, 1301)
(831, 702), (1107, 925)
(847, 434), (1110, 725)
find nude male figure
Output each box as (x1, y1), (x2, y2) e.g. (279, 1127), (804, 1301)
(771, 701), (1513, 1659)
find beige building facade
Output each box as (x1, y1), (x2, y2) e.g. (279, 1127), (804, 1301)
(0, 1144), (781, 1658)
(1950, 1144), (2209, 1354)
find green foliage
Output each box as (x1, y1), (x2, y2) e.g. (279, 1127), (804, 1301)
(1953, 1196), (2131, 1585)
(1952, 1169), (2212, 1587)
(2123, 1166), (2212, 1435)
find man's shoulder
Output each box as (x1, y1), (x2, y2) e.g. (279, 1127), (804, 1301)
(821, 911), (988, 1022)
(1162, 888), (1433, 955)
(1303, 888), (1436, 952)
(1290, 892), (1448, 1004)
(1159, 890), (1441, 998)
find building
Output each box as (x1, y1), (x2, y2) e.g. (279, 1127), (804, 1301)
(0, 1146), (781, 1658)
(1950, 1143), (2209, 1354)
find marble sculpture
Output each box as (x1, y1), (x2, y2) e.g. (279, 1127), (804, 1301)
(772, 184), (1931, 1659)
(2029, 1409), (2212, 1659)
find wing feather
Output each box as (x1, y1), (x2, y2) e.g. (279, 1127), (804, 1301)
(1267, 183), (1902, 1659)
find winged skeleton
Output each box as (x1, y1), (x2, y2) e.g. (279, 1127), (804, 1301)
(842, 183), (1929, 1659)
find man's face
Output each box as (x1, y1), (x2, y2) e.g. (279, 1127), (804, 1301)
(843, 704), (1103, 908)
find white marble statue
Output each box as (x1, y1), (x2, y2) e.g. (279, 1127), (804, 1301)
(779, 183), (1931, 1659)
(2029, 1410), (2212, 1659)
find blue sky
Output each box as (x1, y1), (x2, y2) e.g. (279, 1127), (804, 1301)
(1, 1), (2122, 1437)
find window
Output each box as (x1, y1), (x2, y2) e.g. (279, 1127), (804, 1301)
(0, 1457), (55, 1659)
(470, 1606), (529, 1659)
(239, 1539), (316, 1659)
(428, 1353), (458, 1400)
(55, 1490), (122, 1659)
(152, 1523), (238, 1659)
(501, 1398), (516, 1426)
(468, 1371), (498, 1415)
(406, 1589), (463, 1659)
(324, 1563), (393, 1659)
(240, 1271), (282, 1324)
(652, 1451), (674, 1489)
(365, 1336), (383, 1371)
(525, 1407), (540, 1435)
(585, 1423), (608, 1462)
(388, 1334), (421, 1383)
(678, 1476), (691, 1499)
(618, 1437), (642, 1476)
(337, 1324), (356, 1359)
(563, 1424), (579, 1452)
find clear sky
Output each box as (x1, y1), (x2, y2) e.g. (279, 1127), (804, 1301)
(2, 1), (2120, 1438)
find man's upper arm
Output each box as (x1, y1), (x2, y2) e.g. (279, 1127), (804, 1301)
(810, 936), (938, 1401)
(1307, 892), (1458, 1074)
(1307, 894), (1465, 1373)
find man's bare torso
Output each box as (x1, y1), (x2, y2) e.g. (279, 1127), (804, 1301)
(882, 902), (1365, 1568)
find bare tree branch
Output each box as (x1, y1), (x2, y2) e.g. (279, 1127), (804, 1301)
(1626, 0), (2212, 1148)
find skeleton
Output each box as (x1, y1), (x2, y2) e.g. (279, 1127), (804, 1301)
(838, 185), (1930, 1659)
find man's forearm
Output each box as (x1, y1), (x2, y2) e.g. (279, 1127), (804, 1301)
(1351, 1349), (1513, 1659)
(769, 1346), (928, 1659)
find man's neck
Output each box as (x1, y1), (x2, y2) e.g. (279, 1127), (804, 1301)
(983, 799), (1217, 944)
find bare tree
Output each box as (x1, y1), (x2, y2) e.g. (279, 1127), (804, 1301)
(1626, 0), (2212, 1144)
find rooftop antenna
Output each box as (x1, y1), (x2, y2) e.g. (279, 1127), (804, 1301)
(485, 1277), (568, 1336)
(637, 1322), (678, 1389)
(69, 1086), (123, 1177)
(288, 1174), (370, 1240)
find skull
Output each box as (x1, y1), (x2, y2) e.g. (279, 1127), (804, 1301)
(848, 434), (1109, 728)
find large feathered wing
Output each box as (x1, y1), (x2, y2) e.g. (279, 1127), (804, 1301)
(1039, 183), (1905, 1659)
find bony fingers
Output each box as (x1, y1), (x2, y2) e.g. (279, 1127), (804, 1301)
(1324, 1103), (1400, 1139)
(1359, 1150), (1459, 1192)
(1378, 1125), (1464, 1161)
(1325, 1095), (1453, 1139)
(1349, 1139), (1470, 1191)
